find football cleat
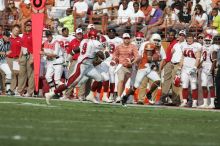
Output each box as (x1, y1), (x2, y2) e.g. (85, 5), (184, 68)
(6, 89), (15, 96)
(115, 96), (121, 103)
(45, 92), (55, 105)
(102, 94), (113, 103)
(192, 100), (198, 108)
(86, 92), (99, 104)
(121, 95), (129, 105)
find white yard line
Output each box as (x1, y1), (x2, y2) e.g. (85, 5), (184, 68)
(0, 101), (57, 108)
(1, 96), (220, 112)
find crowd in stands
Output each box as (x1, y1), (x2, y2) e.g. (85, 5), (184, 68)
(0, 0), (220, 109)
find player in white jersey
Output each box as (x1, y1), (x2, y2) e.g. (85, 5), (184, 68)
(199, 35), (217, 108)
(41, 30), (64, 93)
(55, 28), (75, 79)
(45, 29), (105, 104)
(131, 32), (145, 50)
(103, 28), (123, 101)
(179, 33), (202, 108)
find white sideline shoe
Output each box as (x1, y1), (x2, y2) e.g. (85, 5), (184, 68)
(45, 92), (55, 105)
(109, 94), (114, 101)
(208, 98), (215, 109)
(192, 100), (198, 108)
(86, 92), (99, 104)
(180, 100), (187, 107)
(198, 99), (208, 108)
(102, 93), (113, 103)
(207, 103), (215, 109)
(102, 96), (113, 103)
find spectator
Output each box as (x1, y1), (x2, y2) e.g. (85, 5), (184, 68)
(191, 0), (207, 14)
(105, 0), (120, 7)
(92, 0), (108, 24)
(59, 8), (74, 33)
(157, 6), (179, 31)
(158, 0), (167, 11)
(93, 0), (108, 16)
(5, 1), (19, 28)
(50, 0), (70, 19)
(140, 0), (152, 19)
(141, 1), (163, 40)
(73, 0), (89, 27)
(108, 0), (132, 37)
(129, 2), (145, 35)
(171, 0), (184, 12)
(17, 20), (34, 97)
(19, 0), (31, 33)
(113, 33), (139, 102)
(190, 4), (208, 31)
(211, 8), (220, 34)
(176, 5), (191, 29)
(7, 24), (22, 94)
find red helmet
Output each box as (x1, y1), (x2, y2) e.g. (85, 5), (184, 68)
(204, 34), (213, 47)
(99, 35), (107, 47)
(173, 75), (181, 87)
(99, 35), (106, 43)
(88, 29), (98, 39)
(135, 32), (145, 47)
(135, 32), (144, 38)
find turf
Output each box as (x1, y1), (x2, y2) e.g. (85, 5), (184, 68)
(0, 96), (220, 146)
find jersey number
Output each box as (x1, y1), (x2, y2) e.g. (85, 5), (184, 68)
(81, 43), (87, 55)
(202, 51), (207, 61)
(183, 50), (195, 58)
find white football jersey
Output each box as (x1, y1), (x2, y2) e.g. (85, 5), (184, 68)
(55, 35), (75, 52)
(105, 36), (123, 56)
(78, 39), (103, 63)
(43, 39), (63, 57)
(181, 42), (202, 68)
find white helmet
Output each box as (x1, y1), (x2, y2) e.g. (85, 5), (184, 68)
(150, 33), (162, 46)
(135, 32), (145, 48)
(203, 34), (213, 47)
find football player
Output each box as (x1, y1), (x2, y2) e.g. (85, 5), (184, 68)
(121, 33), (164, 105)
(199, 34), (217, 108)
(179, 33), (202, 108)
(41, 30), (64, 93)
(45, 29), (105, 104)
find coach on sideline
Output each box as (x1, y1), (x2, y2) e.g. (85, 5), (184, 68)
(113, 33), (139, 102)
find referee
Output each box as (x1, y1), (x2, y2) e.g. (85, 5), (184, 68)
(0, 30), (14, 95)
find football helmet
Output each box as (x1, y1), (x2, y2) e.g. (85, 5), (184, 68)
(150, 33), (162, 46)
(88, 29), (98, 39)
(99, 35), (107, 48)
(203, 34), (213, 47)
(135, 32), (145, 47)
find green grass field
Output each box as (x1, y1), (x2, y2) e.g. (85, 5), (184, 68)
(0, 96), (220, 146)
